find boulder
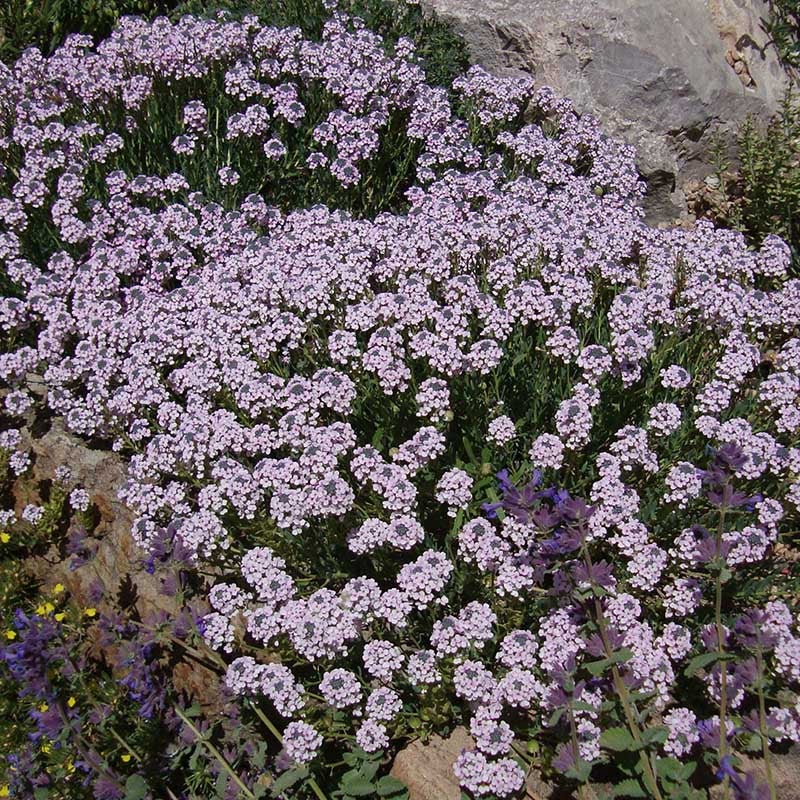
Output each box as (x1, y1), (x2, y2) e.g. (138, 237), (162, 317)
(422, 0), (790, 223)
(390, 727), (473, 800)
(13, 418), (225, 713)
(390, 726), (800, 800)
(390, 728), (576, 800)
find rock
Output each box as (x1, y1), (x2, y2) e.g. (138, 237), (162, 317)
(391, 726), (800, 800)
(421, 0), (790, 224)
(17, 418), (163, 613)
(391, 728), (472, 800)
(14, 418), (224, 713)
(709, 747), (800, 799)
(391, 728), (579, 799)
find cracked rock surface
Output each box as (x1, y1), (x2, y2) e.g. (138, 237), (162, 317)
(423, 0), (789, 223)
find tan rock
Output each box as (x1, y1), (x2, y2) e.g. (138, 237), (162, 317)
(14, 418), (224, 712)
(391, 728), (473, 800)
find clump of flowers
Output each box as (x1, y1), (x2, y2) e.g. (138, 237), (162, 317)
(0, 1), (798, 798)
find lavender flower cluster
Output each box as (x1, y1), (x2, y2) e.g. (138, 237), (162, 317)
(1, 3), (798, 797)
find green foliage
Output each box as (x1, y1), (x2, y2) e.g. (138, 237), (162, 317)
(0, 0), (178, 64)
(735, 89), (800, 262)
(706, 88), (800, 277)
(333, 749), (408, 800)
(172, 0), (469, 89)
(764, 0), (800, 69)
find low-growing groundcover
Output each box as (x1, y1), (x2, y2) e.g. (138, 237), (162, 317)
(0, 2), (799, 799)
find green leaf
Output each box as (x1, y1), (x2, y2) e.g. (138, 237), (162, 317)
(124, 774), (149, 800)
(339, 774), (376, 797)
(600, 727), (636, 752)
(34, 790), (50, 800)
(585, 656), (613, 676)
(611, 778), (647, 798)
(547, 706), (565, 727)
(683, 651), (734, 678)
(462, 436), (477, 464)
(655, 757), (696, 783)
(641, 725), (668, 746)
(270, 766), (309, 797)
(359, 758), (381, 781)
(183, 702), (202, 718)
(376, 776), (408, 797)
(612, 647), (634, 664)
(565, 759), (592, 783)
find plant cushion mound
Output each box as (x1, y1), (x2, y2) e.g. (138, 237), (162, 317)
(0, 1), (799, 798)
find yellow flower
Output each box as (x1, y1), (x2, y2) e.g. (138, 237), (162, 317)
(53, 583), (65, 595)
(0, 532), (9, 543)
(0, 784), (9, 797)
(84, 608), (97, 618)
(4, 630), (16, 640)
(121, 754), (132, 763)
(38, 702), (49, 713)
(41, 742), (51, 754)
(67, 696), (76, 708)
(54, 612), (65, 622)
(65, 761), (75, 774)
(35, 605), (45, 615)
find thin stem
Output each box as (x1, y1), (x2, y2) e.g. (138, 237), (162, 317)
(715, 497), (731, 800)
(583, 549), (663, 800)
(247, 701), (330, 800)
(755, 648), (777, 800)
(107, 726), (142, 762)
(567, 700), (587, 800)
(174, 705), (257, 800)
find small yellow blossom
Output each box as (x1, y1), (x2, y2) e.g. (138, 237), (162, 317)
(4, 630), (16, 640)
(53, 583), (65, 595)
(38, 702), (48, 713)
(0, 532), (9, 543)
(35, 602), (54, 615)
(67, 696), (76, 708)
(84, 608), (97, 618)
(54, 612), (65, 622)
(65, 761), (75, 774)
(0, 784), (9, 797)
(41, 742), (51, 754)
(121, 754), (132, 763)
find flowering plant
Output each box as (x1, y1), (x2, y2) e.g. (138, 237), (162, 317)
(0, 0), (798, 798)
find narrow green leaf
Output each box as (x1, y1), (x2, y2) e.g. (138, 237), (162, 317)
(683, 651), (734, 678)
(269, 766), (309, 797)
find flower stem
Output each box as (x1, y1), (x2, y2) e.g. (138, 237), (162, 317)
(247, 700), (330, 800)
(714, 498), (731, 800)
(583, 549), (663, 800)
(174, 705), (257, 800)
(755, 648), (777, 800)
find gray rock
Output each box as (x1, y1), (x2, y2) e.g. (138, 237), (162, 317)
(422, 0), (790, 223)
